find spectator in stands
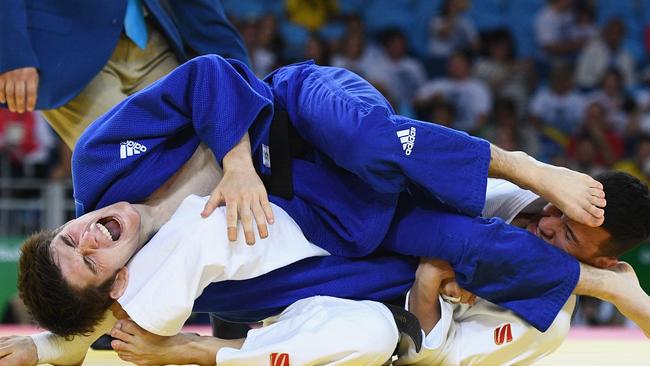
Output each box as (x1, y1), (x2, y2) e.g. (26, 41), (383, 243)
(331, 32), (371, 77)
(286, 0), (339, 31)
(534, 0), (584, 65)
(574, 296), (626, 327)
(576, 18), (636, 90)
(0, 110), (55, 179)
(529, 63), (586, 136)
(415, 52), (491, 133)
(615, 135), (650, 186)
(567, 102), (624, 168)
(473, 29), (529, 113)
(344, 14), (365, 38)
(239, 15), (283, 78)
(361, 29), (427, 105)
(427, 0), (479, 76)
(481, 98), (539, 156)
(257, 15), (285, 65)
(588, 68), (632, 134)
(303, 34), (331, 66)
(414, 97), (455, 128)
(567, 134), (607, 176)
(570, 3), (598, 44)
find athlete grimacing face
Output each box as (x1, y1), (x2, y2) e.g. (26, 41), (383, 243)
(50, 202), (146, 290)
(526, 203), (616, 269)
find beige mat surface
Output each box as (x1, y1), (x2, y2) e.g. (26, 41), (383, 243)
(2, 326), (648, 365)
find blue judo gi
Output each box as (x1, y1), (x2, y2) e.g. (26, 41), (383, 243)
(72, 55), (579, 331)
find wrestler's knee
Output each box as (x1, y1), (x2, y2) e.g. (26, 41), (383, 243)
(349, 301), (399, 363)
(314, 298), (398, 363)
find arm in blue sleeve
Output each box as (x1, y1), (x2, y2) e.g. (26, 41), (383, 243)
(168, 0), (250, 65)
(92, 55), (272, 162)
(0, 0), (39, 73)
(73, 55), (273, 213)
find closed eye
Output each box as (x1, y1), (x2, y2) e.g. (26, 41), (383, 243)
(62, 235), (75, 248)
(83, 257), (98, 275)
(565, 223), (579, 245)
(62, 234), (97, 274)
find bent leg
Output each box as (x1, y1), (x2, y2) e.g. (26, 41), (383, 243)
(270, 64), (605, 224)
(380, 196), (579, 332)
(271, 64), (490, 217)
(217, 296), (398, 366)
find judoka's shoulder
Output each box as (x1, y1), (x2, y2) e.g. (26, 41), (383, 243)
(181, 54), (247, 71)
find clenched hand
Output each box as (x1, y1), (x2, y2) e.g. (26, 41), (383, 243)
(0, 67), (39, 113)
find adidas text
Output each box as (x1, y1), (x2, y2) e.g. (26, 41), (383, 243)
(396, 127), (416, 156)
(120, 140), (147, 159)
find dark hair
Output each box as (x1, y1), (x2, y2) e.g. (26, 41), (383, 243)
(600, 67), (624, 88)
(448, 50), (473, 67)
(482, 29), (516, 60)
(18, 230), (117, 338)
(380, 28), (406, 47)
(596, 171), (650, 257)
(440, 0), (453, 16)
(305, 33), (331, 66)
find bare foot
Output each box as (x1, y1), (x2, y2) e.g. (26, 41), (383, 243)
(530, 163), (605, 227)
(488, 146), (605, 227)
(604, 262), (650, 338)
(110, 319), (196, 365)
(110, 319), (244, 366)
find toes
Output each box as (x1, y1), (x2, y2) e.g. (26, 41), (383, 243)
(589, 187), (605, 199)
(583, 209), (605, 227)
(589, 179), (604, 190)
(589, 195), (606, 208)
(588, 205), (604, 218)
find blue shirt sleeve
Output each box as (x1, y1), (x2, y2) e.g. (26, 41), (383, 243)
(0, 0), (39, 75)
(73, 55), (274, 214)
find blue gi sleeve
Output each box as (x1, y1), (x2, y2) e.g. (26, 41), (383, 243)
(0, 0), (39, 74)
(73, 55), (274, 213)
(380, 196), (580, 332)
(193, 255), (418, 323)
(88, 55), (272, 162)
(270, 63), (489, 217)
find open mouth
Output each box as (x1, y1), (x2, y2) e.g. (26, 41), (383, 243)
(97, 217), (122, 241)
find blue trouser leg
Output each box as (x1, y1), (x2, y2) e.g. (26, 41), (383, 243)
(270, 64), (490, 217)
(379, 195), (580, 332)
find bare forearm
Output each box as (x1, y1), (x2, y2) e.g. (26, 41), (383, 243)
(31, 310), (116, 365)
(575, 263), (650, 337)
(573, 263), (614, 301)
(409, 281), (442, 334)
(409, 260), (450, 334)
(222, 132), (254, 171)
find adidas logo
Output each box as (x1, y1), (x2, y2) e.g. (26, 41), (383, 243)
(396, 127), (416, 156)
(120, 140), (147, 159)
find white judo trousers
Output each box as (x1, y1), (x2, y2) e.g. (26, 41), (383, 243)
(217, 296), (398, 365)
(213, 180), (575, 366)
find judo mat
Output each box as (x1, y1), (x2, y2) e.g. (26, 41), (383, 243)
(1, 325), (648, 365)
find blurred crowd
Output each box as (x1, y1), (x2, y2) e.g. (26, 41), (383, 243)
(2, 0), (650, 327)
(4, 0), (650, 187)
(225, 0), (650, 189)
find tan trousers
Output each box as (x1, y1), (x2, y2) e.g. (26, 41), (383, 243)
(42, 24), (179, 149)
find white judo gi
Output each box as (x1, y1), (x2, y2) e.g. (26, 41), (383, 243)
(31, 180), (575, 366)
